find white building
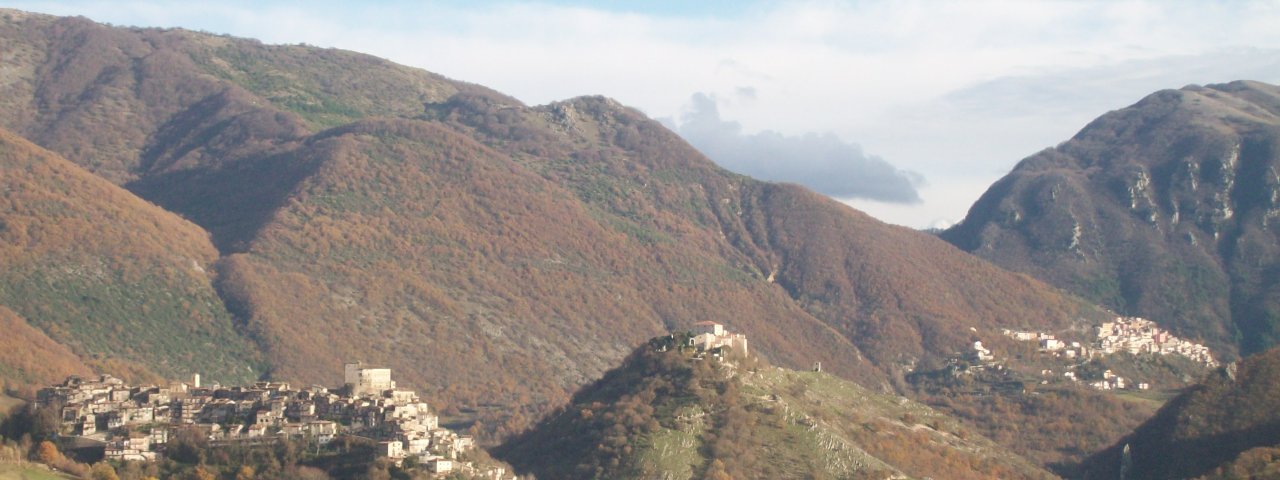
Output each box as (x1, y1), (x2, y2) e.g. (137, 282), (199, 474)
(380, 440), (404, 459)
(345, 362), (395, 397)
(693, 321), (725, 336)
(1001, 329), (1039, 342)
(971, 341), (993, 362)
(406, 438), (432, 455)
(690, 322), (749, 356)
(428, 458), (454, 473)
(1040, 338), (1065, 351)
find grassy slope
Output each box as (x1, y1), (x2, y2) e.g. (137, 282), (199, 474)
(495, 339), (1054, 480)
(742, 367), (1054, 480)
(0, 463), (76, 480)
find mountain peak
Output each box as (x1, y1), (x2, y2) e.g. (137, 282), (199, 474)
(944, 80), (1280, 359)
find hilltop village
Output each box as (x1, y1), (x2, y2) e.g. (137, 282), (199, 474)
(650, 321), (751, 362)
(991, 316), (1218, 390)
(688, 321), (749, 356)
(36, 363), (509, 479)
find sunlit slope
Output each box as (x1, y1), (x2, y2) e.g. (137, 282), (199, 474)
(495, 338), (1055, 480)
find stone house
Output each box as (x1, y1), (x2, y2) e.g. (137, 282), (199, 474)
(380, 440), (404, 459)
(689, 321), (749, 356)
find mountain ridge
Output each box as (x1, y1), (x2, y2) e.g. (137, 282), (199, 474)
(0, 9), (1123, 461)
(943, 80), (1280, 358)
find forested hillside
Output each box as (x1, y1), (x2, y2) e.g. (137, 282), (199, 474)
(0, 127), (260, 385)
(0, 8), (1117, 460)
(1081, 346), (1280, 479)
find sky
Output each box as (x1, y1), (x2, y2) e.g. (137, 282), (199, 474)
(12, 1), (1280, 228)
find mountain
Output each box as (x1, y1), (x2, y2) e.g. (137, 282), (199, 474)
(495, 335), (1056, 480)
(196, 91), (1107, 432)
(0, 127), (260, 386)
(0, 8), (1112, 447)
(943, 81), (1280, 359)
(1080, 346), (1280, 479)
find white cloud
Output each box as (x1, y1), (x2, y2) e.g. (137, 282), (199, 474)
(853, 47), (1280, 226)
(667, 93), (924, 203)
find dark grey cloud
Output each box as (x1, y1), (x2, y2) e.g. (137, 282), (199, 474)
(669, 93), (923, 203)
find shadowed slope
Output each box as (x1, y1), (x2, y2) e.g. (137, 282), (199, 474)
(1082, 346), (1280, 479)
(212, 118), (882, 425)
(0, 9), (480, 253)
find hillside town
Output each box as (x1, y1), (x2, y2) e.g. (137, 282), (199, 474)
(1002, 316), (1216, 366)
(1094, 317), (1217, 366)
(30, 322), (754, 478)
(995, 316), (1218, 390)
(35, 364), (510, 479)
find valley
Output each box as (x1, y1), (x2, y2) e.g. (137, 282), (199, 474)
(0, 6), (1278, 479)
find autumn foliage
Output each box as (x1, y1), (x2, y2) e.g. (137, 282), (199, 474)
(1082, 345), (1280, 479)
(0, 9), (1130, 466)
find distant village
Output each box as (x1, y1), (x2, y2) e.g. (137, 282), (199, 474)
(36, 363), (510, 479)
(988, 316), (1218, 391)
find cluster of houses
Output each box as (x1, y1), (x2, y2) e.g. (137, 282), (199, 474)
(36, 364), (509, 478)
(1087, 369), (1149, 391)
(1094, 317), (1217, 366)
(995, 316), (1217, 391)
(1000, 329), (1090, 359)
(1042, 368), (1150, 391)
(1002, 316), (1216, 367)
